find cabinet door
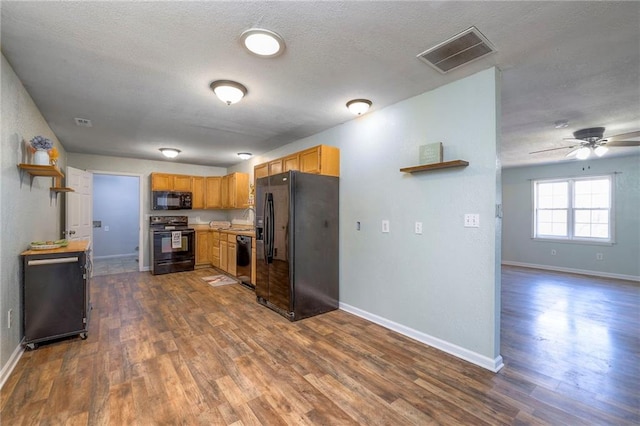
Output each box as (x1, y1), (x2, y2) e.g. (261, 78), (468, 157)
(173, 175), (192, 191)
(220, 175), (230, 208)
(254, 163), (269, 180)
(191, 177), (205, 209)
(151, 173), (173, 190)
(220, 240), (228, 272)
(268, 159), (283, 176)
(299, 146), (321, 174)
(283, 154), (299, 172)
(227, 174), (237, 208)
(195, 231), (210, 266)
(227, 242), (237, 276)
(205, 177), (222, 209)
(234, 173), (249, 207)
(211, 232), (220, 267)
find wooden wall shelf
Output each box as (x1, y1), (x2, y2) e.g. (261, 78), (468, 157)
(18, 163), (64, 178)
(400, 160), (469, 173)
(51, 187), (74, 193)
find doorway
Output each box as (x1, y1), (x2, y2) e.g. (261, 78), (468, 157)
(91, 173), (142, 276)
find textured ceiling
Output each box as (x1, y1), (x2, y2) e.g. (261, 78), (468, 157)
(1, 1), (639, 168)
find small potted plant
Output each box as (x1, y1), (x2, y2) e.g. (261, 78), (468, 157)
(30, 136), (54, 165)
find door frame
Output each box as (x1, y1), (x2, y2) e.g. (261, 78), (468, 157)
(89, 170), (144, 272)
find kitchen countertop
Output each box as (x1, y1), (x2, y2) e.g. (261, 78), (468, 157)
(191, 224), (255, 237)
(21, 240), (91, 256)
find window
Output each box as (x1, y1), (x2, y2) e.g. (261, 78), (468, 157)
(533, 175), (613, 243)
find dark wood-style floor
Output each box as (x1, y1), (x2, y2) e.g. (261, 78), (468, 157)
(1, 266), (638, 425)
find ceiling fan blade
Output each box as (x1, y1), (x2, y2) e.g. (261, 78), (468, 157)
(563, 138), (588, 144)
(565, 148), (579, 158)
(529, 145), (576, 154)
(606, 130), (640, 141)
(604, 140), (640, 147)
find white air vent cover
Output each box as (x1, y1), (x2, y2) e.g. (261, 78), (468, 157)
(417, 27), (496, 74)
(74, 117), (92, 127)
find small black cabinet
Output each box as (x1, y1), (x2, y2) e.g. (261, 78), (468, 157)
(21, 243), (91, 349)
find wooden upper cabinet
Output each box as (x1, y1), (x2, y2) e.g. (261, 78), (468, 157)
(191, 176), (205, 209)
(300, 145), (340, 177)
(150, 173), (193, 191)
(205, 176), (222, 209)
(252, 145), (339, 184)
(283, 154), (300, 172)
(268, 159), (283, 175)
(254, 163), (268, 181)
(173, 175), (192, 191)
(223, 172), (249, 209)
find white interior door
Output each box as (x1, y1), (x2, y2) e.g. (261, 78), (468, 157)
(66, 166), (93, 249)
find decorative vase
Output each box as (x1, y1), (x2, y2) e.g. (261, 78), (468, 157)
(33, 149), (50, 166)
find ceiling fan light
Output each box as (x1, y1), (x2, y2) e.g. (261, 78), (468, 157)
(241, 28), (285, 57)
(210, 80), (247, 105)
(594, 145), (609, 157)
(346, 99), (372, 115)
(159, 148), (180, 158)
(576, 147), (591, 160)
(237, 152), (252, 160)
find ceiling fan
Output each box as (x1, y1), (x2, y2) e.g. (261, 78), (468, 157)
(530, 127), (640, 160)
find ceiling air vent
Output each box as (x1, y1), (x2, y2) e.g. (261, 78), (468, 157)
(74, 117), (92, 127)
(417, 26), (496, 74)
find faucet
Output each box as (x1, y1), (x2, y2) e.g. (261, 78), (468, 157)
(242, 207), (255, 221)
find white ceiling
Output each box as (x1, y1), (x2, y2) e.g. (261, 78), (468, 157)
(1, 1), (638, 168)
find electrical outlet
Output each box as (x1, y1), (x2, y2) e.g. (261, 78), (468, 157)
(596, 253), (604, 261)
(104, 225), (110, 232)
(464, 214), (480, 228)
(415, 222), (423, 234)
(551, 249), (557, 255)
(7, 309), (13, 329)
(382, 220), (390, 233)
(356, 221), (361, 231)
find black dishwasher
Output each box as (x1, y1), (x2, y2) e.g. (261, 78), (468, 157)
(22, 250), (91, 349)
(236, 235), (252, 288)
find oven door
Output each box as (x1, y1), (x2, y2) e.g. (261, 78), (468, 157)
(152, 229), (195, 261)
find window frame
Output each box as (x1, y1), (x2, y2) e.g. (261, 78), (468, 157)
(531, 174), (615, 245)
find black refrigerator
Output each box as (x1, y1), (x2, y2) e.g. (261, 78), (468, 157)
(255, 170), (339, 321)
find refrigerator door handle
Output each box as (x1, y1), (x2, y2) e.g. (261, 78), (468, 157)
(267, 193), (275, 262)
(262, 192), (270, 262)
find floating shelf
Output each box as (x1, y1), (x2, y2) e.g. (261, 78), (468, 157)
(18, 163), (64, 178)
(400, 160), (469, 173)
(51, 187), (75, 193)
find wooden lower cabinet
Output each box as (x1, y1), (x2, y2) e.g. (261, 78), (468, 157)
(227, 234), (237, 276)
(219, 240), (228, 273)
(195, 230), (211, 267)
(210, 231), (220, 268)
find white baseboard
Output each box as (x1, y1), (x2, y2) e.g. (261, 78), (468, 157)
(0, 341), (24, 390)
(501, 261), (640, 282)
(339, 303), (504, 373)
(94, 253), (138, 260)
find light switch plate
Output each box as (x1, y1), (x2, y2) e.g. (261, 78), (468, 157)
(464, 214), (480, 228)
(382, 220), (390, 233)
(415, 222), (423, 234)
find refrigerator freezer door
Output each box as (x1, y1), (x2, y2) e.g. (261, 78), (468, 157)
(255, 177), (268, 301)
(266, 173), (292, 314)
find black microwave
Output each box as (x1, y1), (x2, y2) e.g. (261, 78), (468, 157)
(152, 191), (192, 210)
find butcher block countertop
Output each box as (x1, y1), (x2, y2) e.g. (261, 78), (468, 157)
(191, 224), (255, 237)
(21, 240), (91, 256)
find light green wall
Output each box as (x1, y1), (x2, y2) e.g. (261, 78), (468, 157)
(1, 54), (68, 371)
(502, 155), (640, 279)
(232, 68), (502, 367)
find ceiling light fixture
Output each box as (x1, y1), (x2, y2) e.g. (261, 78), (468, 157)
(575, 146), (591, 160)
(159, 148), (181, 158)
(346, 99), (372, 116)
(210, 80), (248, 105)
(237, 152), (252, 160)
(594, 145), (609, 157)
(241, 28), (285, 57)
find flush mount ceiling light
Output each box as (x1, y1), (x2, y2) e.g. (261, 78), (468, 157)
(237, 152), (252, 160)
(210, 80), (248, 105)
(240, 28), (285, 57)
(159, 148), (181, 158)
(346, 99), (372, 116)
